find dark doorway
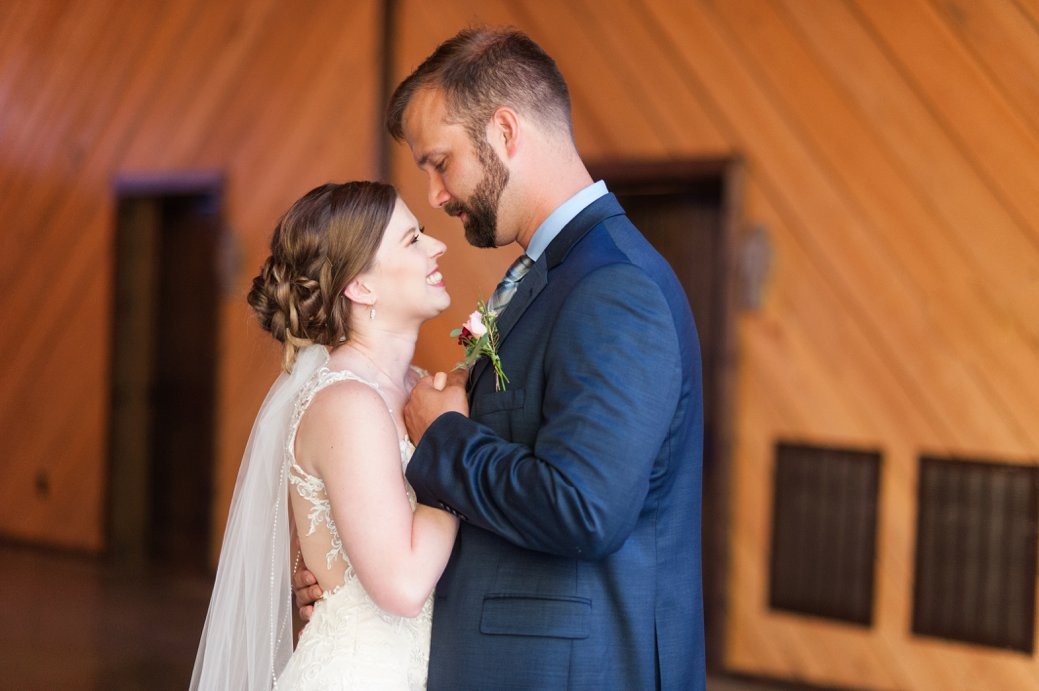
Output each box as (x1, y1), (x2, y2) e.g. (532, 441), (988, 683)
(108, 174), (223, 574)
(590, 158), (742, 673)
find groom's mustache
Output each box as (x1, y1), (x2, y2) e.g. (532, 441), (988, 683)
(444, 201), (469, 218)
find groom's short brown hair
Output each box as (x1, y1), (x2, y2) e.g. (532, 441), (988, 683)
(386, 27), (574, 145)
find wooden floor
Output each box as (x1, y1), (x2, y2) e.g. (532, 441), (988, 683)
(0, 543), (210, 690)
(0, 542), (801, 690)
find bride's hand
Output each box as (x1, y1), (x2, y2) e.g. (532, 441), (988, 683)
(292, 564), (322, 622)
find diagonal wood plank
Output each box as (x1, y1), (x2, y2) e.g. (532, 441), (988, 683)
(929, 0), (1039, 133)
(853, 0), (1039, 246)
(780, 0), (1039, 347)
(705, 0), (1039, 449)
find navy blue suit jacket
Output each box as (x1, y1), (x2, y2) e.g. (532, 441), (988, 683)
(406, 194), (706, 690)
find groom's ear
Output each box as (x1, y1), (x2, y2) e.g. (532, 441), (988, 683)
(490, 106), (520, 158)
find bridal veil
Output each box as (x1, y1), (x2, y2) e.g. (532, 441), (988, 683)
(190, 344), (328, 690)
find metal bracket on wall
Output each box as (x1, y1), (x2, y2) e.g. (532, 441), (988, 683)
(739, 223), (771, 311)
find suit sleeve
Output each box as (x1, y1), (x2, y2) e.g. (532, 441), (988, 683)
(405, 263), (682, 559)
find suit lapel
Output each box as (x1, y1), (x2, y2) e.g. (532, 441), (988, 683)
(469, 194), (627, 392)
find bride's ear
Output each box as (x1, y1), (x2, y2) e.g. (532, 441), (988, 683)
(343, 278), (375, 307)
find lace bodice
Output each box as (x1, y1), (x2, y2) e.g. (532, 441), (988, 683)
(276, 367), (432, 690)
(286, 368), (416, 576)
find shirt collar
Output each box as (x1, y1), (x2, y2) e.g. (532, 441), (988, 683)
(524, 180), (608, 261)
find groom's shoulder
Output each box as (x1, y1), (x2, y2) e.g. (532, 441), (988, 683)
(551, 223), (629, 286)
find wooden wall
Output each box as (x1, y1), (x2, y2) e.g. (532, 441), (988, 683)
(0, 0), (386, 550)
(2, 1), (1037, 688)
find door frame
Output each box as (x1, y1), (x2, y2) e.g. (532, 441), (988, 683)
(107, 171), (225, 569)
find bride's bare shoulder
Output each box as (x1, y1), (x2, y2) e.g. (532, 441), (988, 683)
(304, 377), (386, 429)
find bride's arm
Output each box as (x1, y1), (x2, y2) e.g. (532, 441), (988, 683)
(296, 380), (458, 618)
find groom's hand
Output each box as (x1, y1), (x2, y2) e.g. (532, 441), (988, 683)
(404, 369), (469, 442)
(292, 566), (322, 622)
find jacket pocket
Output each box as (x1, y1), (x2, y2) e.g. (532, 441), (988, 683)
(479, 594), (591, 639)
(473, 386), (525, 415)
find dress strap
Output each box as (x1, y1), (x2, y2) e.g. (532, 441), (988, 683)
(289, 367), (409, 466)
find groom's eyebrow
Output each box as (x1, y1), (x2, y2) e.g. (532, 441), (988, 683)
(414, 147), (445, 169)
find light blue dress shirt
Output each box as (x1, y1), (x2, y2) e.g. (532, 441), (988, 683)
(524, 180), (608, 261)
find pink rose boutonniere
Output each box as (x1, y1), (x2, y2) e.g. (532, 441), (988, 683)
(450, 300), (508, 391)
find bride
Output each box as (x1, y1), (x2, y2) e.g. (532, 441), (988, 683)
(190, 181), (459, 689)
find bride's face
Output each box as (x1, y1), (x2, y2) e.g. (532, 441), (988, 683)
(363, 197), (450, 323)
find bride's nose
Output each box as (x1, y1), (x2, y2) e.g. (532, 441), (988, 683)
(426, 235), (446, 258)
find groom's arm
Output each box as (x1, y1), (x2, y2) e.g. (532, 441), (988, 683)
(405, 263), (682, 558)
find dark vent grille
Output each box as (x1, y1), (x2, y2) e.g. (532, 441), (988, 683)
(769, 442), (880, 625)
(912, 456), (1038, 652)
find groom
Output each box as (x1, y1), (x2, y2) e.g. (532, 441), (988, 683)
(300, 27), (706, 689)
(393, 27), (707, 690)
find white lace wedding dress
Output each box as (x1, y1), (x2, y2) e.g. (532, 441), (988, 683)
(273, 367), (433, 690)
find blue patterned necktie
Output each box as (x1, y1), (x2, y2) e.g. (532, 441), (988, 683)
(486, 254), (535, 316)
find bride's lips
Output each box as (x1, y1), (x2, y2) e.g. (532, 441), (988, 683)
(426, 269), (444, 287)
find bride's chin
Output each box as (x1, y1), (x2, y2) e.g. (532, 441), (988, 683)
(432, 295), (451, 315)
(415, 304), (449, 322)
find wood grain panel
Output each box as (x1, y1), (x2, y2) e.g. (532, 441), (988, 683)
(930, 0), (1039, 132)
(541, 0), (729, 158)
(0, 0), (383, 552)
(650, 0), (1001, 448)
(782, 0), (1039, 347)
(509, 0), (675, 157)
(706, 0), (1039, 449)
(1016, 0), (1039, 25)
(852, 0), (1039, 245)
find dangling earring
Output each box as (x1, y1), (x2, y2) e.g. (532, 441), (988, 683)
(369, 299), (377, 321)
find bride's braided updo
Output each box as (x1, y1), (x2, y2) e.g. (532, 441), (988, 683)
(248, 181), (397, 371)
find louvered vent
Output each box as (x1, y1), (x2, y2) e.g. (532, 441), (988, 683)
(912, 456), (1038, 652)
(769, 442), (880, 625)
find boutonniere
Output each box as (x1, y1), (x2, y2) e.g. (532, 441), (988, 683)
(450, 300), (508, 391)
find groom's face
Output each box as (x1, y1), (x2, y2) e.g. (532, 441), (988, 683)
(401, 88), (511, 249)
(443, 135), (509, 249)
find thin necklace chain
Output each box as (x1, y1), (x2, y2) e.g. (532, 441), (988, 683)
(345, 344), (409, 443)
(347, 344), (405, 393)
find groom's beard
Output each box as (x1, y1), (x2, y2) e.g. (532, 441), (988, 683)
(445, 138), (509, 249)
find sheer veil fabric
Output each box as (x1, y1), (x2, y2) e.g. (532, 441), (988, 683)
(190, 345), (329, 690)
